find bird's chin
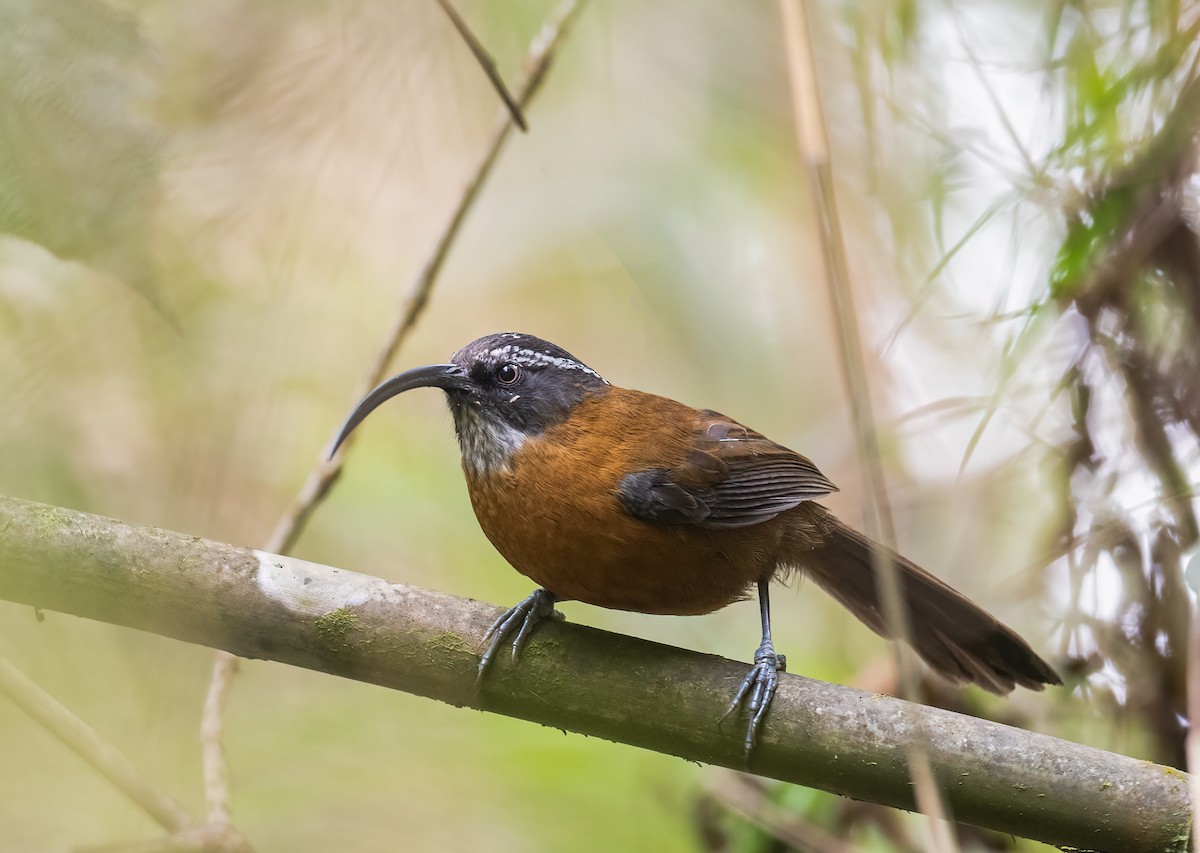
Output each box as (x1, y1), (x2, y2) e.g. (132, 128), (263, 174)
(448, 403), (526, 474)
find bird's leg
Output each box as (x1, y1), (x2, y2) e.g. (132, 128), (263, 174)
(476, 588), (561, 688)
(722, 578), (785, 756)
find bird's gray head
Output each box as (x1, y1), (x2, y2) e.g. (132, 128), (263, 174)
(331, 332), (609, 473)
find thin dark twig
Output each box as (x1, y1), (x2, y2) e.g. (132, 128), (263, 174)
(196, 0), (587, 846)
(266, 0), (586, 556)
(434, 0), (528, 131)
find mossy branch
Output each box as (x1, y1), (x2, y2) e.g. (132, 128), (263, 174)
(0, 494), (1189, 853)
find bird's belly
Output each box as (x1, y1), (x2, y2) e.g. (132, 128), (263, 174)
(518, 527), (753, 614)
(493, 523), (755, 615)
(467, 479), (772, 615)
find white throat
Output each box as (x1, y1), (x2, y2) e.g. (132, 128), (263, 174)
(452, 405), (526, 474)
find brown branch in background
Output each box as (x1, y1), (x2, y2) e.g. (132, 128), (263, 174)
(200, 654), (238, 834)
(776, 1), (956, 850)
(196, 0), (588, 846)
(434, 0), (528, 132)
(0, 654), (194, 835)
(266, 0), (586, 556)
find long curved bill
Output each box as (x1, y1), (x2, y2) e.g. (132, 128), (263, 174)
(329, 363), (469, 458)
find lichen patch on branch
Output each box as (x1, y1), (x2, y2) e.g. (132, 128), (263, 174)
(253, 550), (399, 616)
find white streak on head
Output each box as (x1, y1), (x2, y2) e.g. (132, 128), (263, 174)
(485, 345), (608, 383)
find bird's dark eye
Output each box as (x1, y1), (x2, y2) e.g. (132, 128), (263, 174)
(496, 363), (520, 385)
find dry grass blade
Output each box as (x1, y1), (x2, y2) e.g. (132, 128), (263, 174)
(434, 0), (528, 131)
(0, 655), (193, 835)
(880, 193), (1013, 359)
(777, 1), (957, 850)
(946, 2), (1039, 178)
(201, 653), (238, 833)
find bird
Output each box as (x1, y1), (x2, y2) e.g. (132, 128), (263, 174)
(331, 332), (1061, 754)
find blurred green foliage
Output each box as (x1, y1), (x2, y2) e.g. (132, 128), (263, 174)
(0, 0), (163, 307)
(1049, 184), (1134, 299)
(2, 0), (1196, 851)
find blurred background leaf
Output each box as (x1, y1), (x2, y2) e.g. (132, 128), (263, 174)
(0, 0), (164, 307)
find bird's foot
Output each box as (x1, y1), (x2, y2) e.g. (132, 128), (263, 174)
(476, 588), (560, 688)
(722, 643), (786, 757)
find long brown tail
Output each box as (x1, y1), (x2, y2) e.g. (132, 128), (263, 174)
(799, 516), (1061, 694)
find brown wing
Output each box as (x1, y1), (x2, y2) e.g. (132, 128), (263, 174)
(616, 412), (838, 529)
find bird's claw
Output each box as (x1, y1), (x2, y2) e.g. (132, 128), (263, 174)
(476, 588), (559, 688)
(722, 645), (784, 757)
